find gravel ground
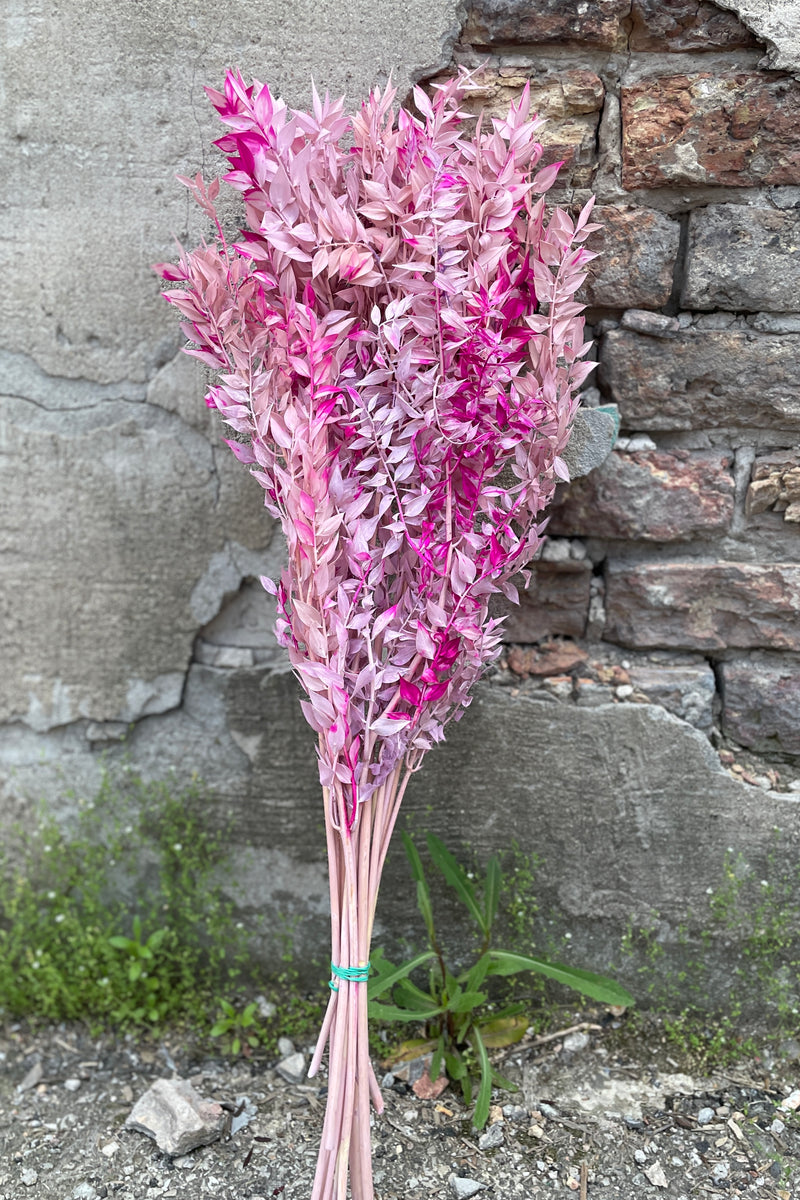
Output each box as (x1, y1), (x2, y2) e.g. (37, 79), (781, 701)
(1, 1018), (798, 1200)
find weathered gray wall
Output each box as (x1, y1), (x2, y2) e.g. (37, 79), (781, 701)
(3, 1), (800, 1010)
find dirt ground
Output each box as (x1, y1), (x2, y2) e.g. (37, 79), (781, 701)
(1, 1015), (798, 1200)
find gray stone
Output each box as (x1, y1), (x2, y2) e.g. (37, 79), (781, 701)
(478, 1123), (504, 1149)
(549, 449), (735, 543)
(72, 1186), (98, 1200)
(605, 562), (800, 651)
(713, 0), (800, 75)
(449, 1176), (485, 1199)
(276, 1052), (307, 1086)
(20, 1169), (38, 1187)
(722, 658), (800, 754)
(747, 312), (800, 333)
(582, 206), (680, 310)
(628, 664), (716, 731)
(600, 329), (800, 431)
(620, 310), (680, 337)
(696, 1107), (715, 1124)
(502, 1104), (529, 1121)
(125, 1077), (226, 1156)
(504, 561), (592, 641)
(562, 406), (619, 478)
(277, 1037), (296, 1058)
(682, 206), (800, 312)
(230, 1095), (257, 1135)
(562, 1030), (591, 1053)
(16, 1062), (43, 1093)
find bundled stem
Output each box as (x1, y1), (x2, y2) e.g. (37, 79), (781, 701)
(309, 766), (406, 1200)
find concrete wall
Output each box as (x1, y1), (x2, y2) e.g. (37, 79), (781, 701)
(3, 1), (800, 1009)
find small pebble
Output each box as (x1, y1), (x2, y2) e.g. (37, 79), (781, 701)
(64, 1078), (82, 1092)
(276, 1052), (306, 1085)
(539, 1102), (559, 1119)
(277, 1037), (295, 1058)
(634, 1148), (646, 1164)
(478, 1123), (504, 1150)
(20, 1169), (39, 1187)
(770, 1118), (785, 1135)
(562, 1030), (590, 1053)
(712, 1161), (729, 1182)
(696, 1107), (715, 1125)
(72, 1186), (98, 1200)
(381, 1072), (395, 1089)
(502, 1104), (528, 1122)
(449, 1176), (484, 1199)
(101, 1141), (119, 1157)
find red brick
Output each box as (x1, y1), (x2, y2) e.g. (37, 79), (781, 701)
(629, 0), (759, 51)
(723, 659), (800, 755)
(507, 640), (588, 677)
(503, 562), (591, 642)
(621, 74), (800, 189)
(581, 206), (679, 310)
(605, 563), (800, 651)
(465, 0), (630, 48)
(549, 449), (734, 541)
(599, 329), (800, 432)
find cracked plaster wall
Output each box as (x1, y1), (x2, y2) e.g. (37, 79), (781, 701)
(3, 0), (800, 1003)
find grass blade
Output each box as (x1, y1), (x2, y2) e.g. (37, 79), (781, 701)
(484, 855), (500, 936)
(367, 950), (436, 1000)
(487, 951), (634, 1007)
(426, 834), (486, 935)
(469, 1025), (492, 1129)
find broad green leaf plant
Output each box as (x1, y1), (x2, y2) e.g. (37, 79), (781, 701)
(369, 833), (633, 1128)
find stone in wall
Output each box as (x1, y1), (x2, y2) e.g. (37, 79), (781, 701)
(629, 0), (759, 51)
(549, 449), (734, 541)
(464, 0), (630, 48)
(503, 562), (592, 642)
(628, 661), (716, 730)
(605, 562), (800, 651)
(682, 206), (800, 313)
(746, 451), (800, 523)
(445, 68), (604, 188)
(600, 328), (800, 431)
(582, 206), (680, 310)
(0, 395), (272, 731)
(722, 657), (800, 755)
(621, 74), (800, 189)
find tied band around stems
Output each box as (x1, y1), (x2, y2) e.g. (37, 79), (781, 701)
(329, 962), (371, 992)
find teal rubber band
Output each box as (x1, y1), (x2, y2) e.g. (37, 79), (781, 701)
(328, 961), (371, 991)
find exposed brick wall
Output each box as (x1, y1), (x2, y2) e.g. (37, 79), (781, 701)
(446, 1), (800, 785)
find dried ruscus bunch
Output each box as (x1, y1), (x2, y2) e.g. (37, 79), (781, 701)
(157, 67), (598, 1200)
